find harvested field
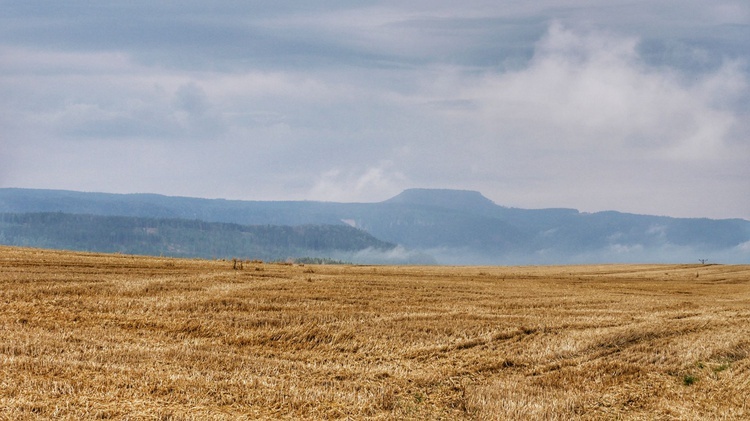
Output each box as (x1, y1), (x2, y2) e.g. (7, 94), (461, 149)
(1, 245), (749, 419)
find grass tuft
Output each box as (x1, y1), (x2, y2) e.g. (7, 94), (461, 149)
(683, 374), (698, 386)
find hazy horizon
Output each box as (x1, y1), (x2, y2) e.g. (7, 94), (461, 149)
(2, 1), (749, 220)
(2, 186), (749, 265)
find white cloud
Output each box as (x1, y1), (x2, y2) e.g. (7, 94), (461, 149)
(308, 162), (407, 203)
(458, 23), (743, 160)
(413, 23), (750, 217)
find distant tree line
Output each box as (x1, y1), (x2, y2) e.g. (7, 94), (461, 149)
(0, 212), (394, 261)
(293, 257), (351, 265)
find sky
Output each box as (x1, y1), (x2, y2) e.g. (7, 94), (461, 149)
(1, 1), (749, 220)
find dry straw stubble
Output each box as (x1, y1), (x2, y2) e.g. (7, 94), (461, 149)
(1, 246), (749, 419)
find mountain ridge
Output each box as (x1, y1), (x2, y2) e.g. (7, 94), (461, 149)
(1, 187), (748, 264)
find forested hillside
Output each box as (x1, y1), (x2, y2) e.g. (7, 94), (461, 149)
(0, 212), (394, 261)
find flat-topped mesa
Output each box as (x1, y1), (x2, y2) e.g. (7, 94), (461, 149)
(383, 188), (499, 213)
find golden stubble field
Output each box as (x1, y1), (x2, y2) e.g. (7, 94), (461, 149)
(1, 246), (749, 420)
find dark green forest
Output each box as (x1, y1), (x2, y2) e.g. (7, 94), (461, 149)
(0, 212), (394, 261)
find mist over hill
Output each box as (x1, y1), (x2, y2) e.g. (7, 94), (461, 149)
(0, 212), (406, 263)
(1, 188), (748, 264)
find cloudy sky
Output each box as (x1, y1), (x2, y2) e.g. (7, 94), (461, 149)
(2, 1), (749, 219)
